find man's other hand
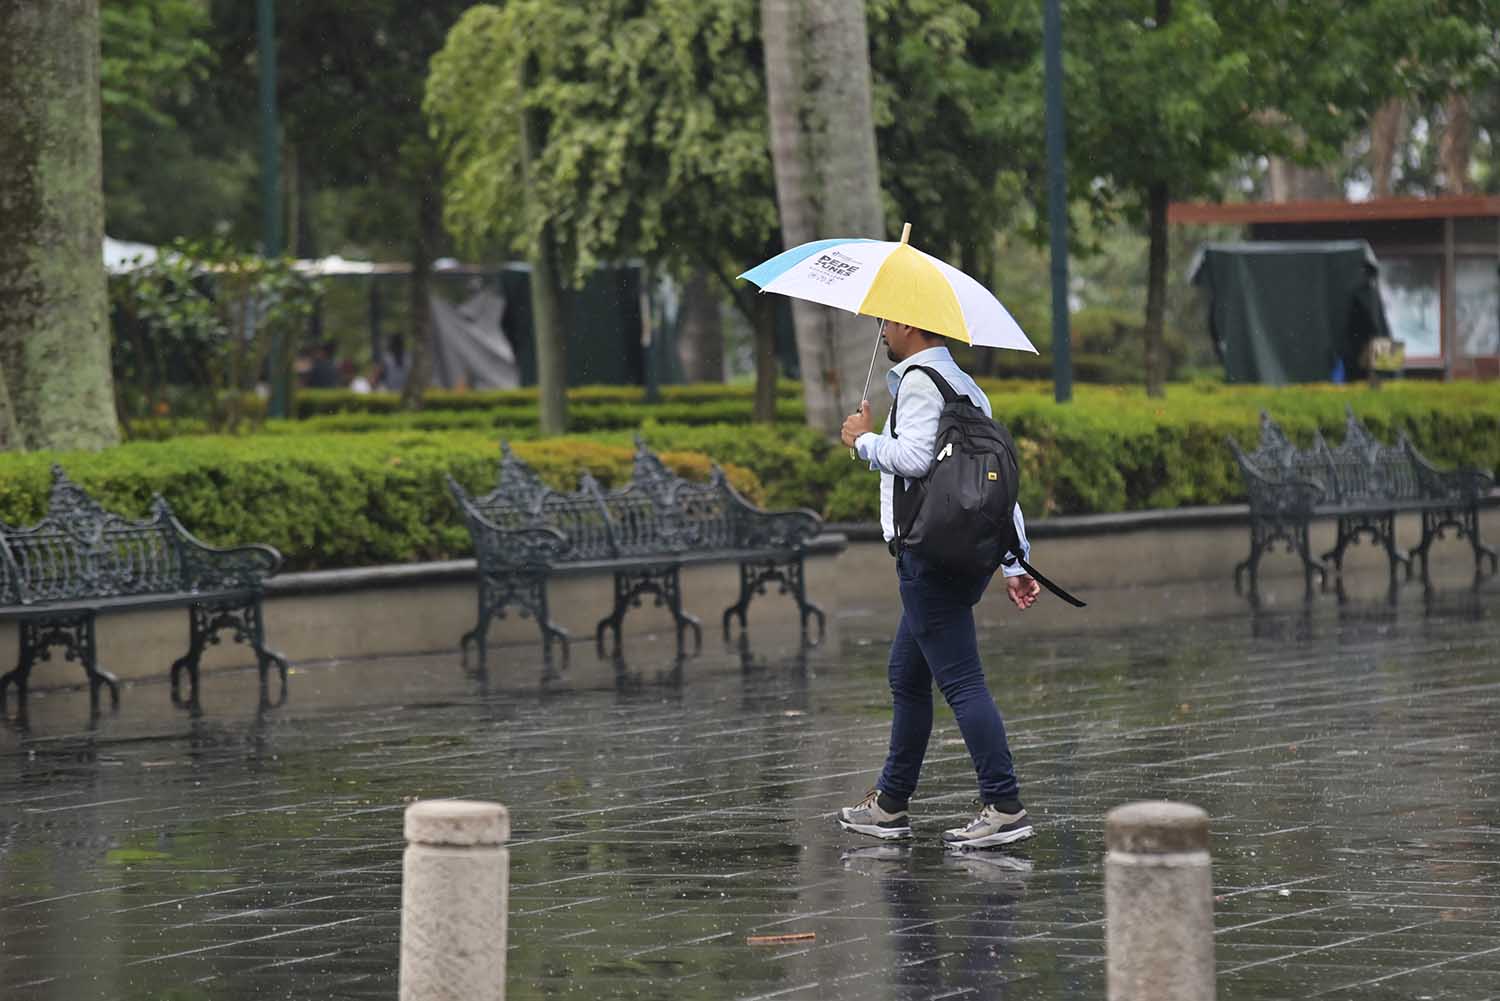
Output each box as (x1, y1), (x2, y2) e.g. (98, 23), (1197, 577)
(840, 400), (873, 447)
(1006, 574), (1040, 610)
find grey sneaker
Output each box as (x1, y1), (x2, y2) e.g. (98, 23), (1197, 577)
(837, 788), (912, 840)
(942, 803), (1034, 849)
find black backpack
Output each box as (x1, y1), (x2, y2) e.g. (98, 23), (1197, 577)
(892, 366), (1084, 607)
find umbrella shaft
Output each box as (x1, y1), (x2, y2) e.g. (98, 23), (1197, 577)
(859, 319), (885, 405)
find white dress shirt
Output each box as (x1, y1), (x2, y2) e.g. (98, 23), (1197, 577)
(853, 345), (1031, 577)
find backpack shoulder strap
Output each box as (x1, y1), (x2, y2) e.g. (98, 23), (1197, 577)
(890, 365), (963, 437)
(905, 365), (961, 403)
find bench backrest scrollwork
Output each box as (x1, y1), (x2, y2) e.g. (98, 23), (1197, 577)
(0, 466), (186, 606)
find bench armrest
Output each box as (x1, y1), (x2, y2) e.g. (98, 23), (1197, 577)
(469, 519), (571, 570)
(450, 477), (572, 568)
(170, 518), (283, 592)
(1404, 440), (1495, 503)
(715, 473), (823, 549)
(1229, 440), (1324, 515)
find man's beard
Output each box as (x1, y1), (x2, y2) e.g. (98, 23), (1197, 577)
(885, 346), (898, 362)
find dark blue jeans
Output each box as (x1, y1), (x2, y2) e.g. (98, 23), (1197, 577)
(877, 549), (1020, 805)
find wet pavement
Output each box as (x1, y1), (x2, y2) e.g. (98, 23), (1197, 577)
(2, 575), (1499, 1001)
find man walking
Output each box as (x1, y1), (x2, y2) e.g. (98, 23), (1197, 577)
(837, 321), (1040, 848)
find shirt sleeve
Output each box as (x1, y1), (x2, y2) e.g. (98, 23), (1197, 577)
(1001, 502), (1032, 578)
(853, 371), (942, 478)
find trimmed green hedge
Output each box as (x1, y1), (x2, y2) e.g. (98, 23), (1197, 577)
(657, 380), (1500, 522)
(0, 436), (763, 573)
(7, 381), (1496, 571)
(291, 381), (804, 418)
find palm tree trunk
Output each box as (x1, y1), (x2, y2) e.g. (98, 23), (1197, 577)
(0, 0), (118, 451)
(676, 268), (724, 383)
(751, 293), (779, 424)
(1369, 99), (1406, 198)
(401, 180), (441, 410)
(1440, 92), (1472, 195)
(761, 0), (886, 436)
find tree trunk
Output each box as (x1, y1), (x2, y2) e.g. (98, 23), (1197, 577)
(1144, 180), (1169, 399)
(516, 80), (567, 435)
(1440, 91), (1472, 195)
(676, 269), (724, 383)
(0, 360), (21, 452)
(751, 293), (779, 424)
(0, 0), (118, 451)
(1368, 99), (1406, 198)
(530, 226), (568, 435)
(762, 0), (886, 436)
(1265, 157), (1341, 202)
(401, 180), (441, 410)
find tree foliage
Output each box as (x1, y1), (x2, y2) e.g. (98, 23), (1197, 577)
(109, 242), (321, 433)
(428, 0), (785, 422)
(972, 0), (1500, 396)
(428, 1), (778, 285)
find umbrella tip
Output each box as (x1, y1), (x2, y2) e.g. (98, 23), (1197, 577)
(899, 222), (911, 245)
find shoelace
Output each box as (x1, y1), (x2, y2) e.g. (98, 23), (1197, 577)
(961, 802), (994, 832)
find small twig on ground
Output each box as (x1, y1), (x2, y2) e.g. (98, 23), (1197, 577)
(745, 932), (816, 946)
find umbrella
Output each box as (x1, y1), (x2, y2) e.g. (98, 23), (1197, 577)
(739, 222), (1038, 404)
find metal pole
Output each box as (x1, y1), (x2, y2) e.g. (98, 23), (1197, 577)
(258, 0), (287, 418)
(1044, 0), (1072, 404)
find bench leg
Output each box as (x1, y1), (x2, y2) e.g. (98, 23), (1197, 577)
(459, 581), (490, 672)
(1294, 522), (1326, 598)
(464, 573), (570, 674)
(597, 566), (699, 657)
(664, 568), (703, 655)
(723, 556), (825, 644)
(1468, 507), (1498, 576)
(246, 600), (290, 710)
(0, 626), (38, 718)
(176, 598), (288, 710)
(1320, 518), (1351, 575)
(1234, 520), (1266, 596)
(1379, 512), (1412, 586)
(1409, 507), (1498, 581)
(171, 610), (207, 708)
(2, 615), (117, 717)
(1409, 510), (1437, 584)
(79, 616), (120, 713)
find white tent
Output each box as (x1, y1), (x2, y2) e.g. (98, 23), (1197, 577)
(103, 236), (159, 273)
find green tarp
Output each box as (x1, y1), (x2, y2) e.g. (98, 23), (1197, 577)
(1189, 241), (1391, 384)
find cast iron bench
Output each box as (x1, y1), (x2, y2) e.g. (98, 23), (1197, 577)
(447, 440), (827, 668)
(0, 466), (290, 715)
(1228, 409), (1496, 595)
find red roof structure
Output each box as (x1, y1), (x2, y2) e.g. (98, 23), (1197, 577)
(1169, 195), (1500, 226)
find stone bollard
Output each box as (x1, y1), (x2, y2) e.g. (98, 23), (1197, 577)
(400, 800), (510, 1001)
(1104, 801), (1215, 1001)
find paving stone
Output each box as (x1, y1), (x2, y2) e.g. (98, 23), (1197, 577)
(1, 577), (1498, 999)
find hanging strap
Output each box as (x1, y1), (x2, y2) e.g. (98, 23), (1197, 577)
(1009, 556), (1088, 608)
